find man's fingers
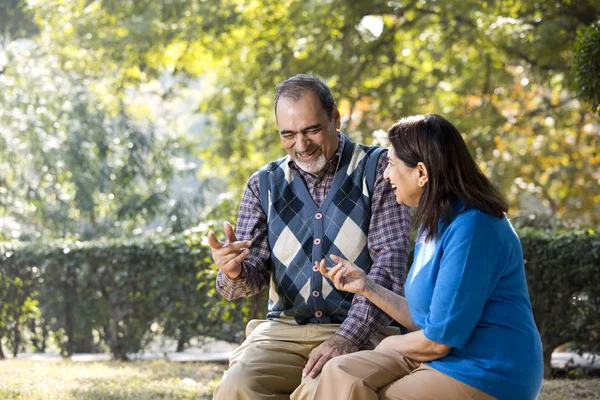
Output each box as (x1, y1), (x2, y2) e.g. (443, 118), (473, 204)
(207, 231), (223, 249)
(303, 351), (323, 378)
(224, 221), (237, 243)
(308, 354), (331, 378)
(229, 248), (250, 267)
(220, 248), (249, 268)
(227, 240), (253, 252)
(219, 249), (248, 279)
(212, 240), (251, 258)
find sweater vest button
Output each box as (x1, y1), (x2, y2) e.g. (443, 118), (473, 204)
(314, 238), (321, 245)
(312, 265), (319, 272)
(315, 213), (323, 220)
(315, 310), (323, 318)
(312, 290), (320, 297)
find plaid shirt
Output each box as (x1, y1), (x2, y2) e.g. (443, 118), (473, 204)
(216, 134), (411, 347)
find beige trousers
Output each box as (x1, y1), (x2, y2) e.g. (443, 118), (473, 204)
(212, 319), (400, 400)
(314, 348), (497, 400)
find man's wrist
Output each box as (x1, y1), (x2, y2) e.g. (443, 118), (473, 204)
(333, 333), (359, 350)
(334, 329), (362, 348)
(224, 265), (244, 281)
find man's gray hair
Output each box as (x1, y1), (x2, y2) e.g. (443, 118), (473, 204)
(274, 74), (335, 120)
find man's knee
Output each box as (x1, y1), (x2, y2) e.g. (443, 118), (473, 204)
(213, 362), (256, 400)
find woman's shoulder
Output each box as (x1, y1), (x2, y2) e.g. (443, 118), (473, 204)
(445, 207), (510, 239)
(453, 206), (501, 224)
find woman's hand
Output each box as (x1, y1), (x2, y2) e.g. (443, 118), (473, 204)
(317, 254), (370, 295)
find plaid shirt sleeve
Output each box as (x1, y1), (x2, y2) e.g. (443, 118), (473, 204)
(336, 150), (412, 347)
(215, 172), (271, 301)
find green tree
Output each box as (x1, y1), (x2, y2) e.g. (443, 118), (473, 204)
(25, 0), (599, 224)
(574, 20), (600, 114)
(0, 39), (186, 240)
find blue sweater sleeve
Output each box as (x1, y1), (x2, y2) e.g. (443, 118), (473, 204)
(423, 211), (505, 349)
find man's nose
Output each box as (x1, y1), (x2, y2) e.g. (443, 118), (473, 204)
(295, 133), (310, 152)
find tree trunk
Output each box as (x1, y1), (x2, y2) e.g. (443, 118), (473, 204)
(175, 334), (187, 353)
(109, 302), (127, 360)
(11, 321), (20, 357)
(176, 331), (187, 353)
(543, 346), (554, 379)
(29, 319), (47, 353)
(65, 268), (76, 356)
(0, 338), (5, 359)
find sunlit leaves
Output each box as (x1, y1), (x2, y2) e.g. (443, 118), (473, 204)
(0, 40), (183, 240)
(3, 0), (600, 227)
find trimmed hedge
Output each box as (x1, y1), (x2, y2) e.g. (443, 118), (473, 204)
(1, 226), (598, 377)
(0, 226), (267, 360)
(520, 228), (600, 378)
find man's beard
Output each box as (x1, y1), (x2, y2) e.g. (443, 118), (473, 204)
(294, 147), (327, 175)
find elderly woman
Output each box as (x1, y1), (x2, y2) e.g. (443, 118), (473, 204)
(314, 114), (543, 400)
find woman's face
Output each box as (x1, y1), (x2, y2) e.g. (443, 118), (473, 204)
(383, 146), (426, 207)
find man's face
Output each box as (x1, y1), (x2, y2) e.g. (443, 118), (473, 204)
(276, 90), (340, 175)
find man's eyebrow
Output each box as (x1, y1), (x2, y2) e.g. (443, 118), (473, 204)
(280, 124), (321, 135)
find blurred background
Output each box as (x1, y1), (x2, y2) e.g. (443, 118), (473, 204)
(0, 0), (599, 378)
(0, 0), (599, 241)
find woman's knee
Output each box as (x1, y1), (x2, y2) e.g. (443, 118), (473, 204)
(321, 353), (355, 376)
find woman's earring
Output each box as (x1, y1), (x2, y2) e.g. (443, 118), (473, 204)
(418, 179), (426, 187)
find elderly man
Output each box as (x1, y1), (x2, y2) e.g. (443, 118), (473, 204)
(209, 74), (411, 399)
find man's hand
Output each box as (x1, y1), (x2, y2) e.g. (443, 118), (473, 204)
(207, 222), (252, 280)
(303, 334), (359, 379)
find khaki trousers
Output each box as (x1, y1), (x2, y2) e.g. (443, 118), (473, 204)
(212, 319), (400, 400)
(314, 348), (497, 400)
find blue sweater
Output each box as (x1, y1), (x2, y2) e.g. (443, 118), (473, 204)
(405, 204), (543, 400)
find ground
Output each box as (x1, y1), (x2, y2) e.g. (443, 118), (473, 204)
(0, 360), (223, 399)
(0, 360), (599, 399)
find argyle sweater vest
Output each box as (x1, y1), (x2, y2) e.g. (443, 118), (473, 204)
(258, 137), (384, 324)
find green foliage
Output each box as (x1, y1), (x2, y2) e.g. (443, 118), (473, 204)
(520, 228), (600, 378)
(0, 0), (39, 39)
(574, 21), (600, 114)
(0, 225), (266, 359)
(0, 39), (187, 240)
(2, 0), (599, 233)
(2, 226), (598, 379)
(27, 0), (597, 224)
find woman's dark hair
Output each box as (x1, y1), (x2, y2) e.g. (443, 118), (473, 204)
(274, 74), (335, 120)
(388, 114), (508, 242)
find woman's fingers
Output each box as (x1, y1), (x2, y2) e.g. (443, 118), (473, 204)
(317, 260), (346, 288)
(317, 259), (328, 276)
(330, 264), (347, 288)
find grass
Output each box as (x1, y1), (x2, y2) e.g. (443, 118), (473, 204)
(0, 360), (599, 399)
(538, 377), (600, 400)
(0, 360), (224, 399)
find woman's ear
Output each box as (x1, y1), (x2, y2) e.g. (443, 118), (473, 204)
(417, 162), (428, 187)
